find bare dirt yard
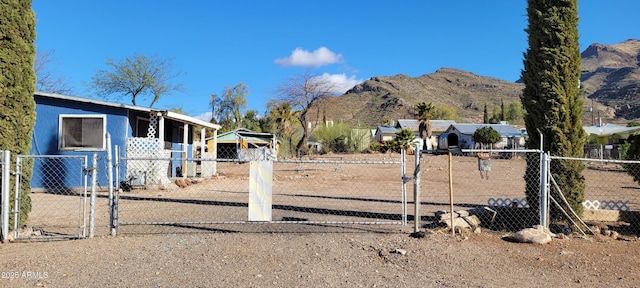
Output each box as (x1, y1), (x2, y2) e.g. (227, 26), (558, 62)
(2, 152), (640, 287)
(1, 229), (639, 287)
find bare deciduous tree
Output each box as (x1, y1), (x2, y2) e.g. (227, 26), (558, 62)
(276, 71), (336, 157)
(35, 50), (74, 94)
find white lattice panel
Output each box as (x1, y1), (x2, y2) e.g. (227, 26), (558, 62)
(126, 137), (172, 187)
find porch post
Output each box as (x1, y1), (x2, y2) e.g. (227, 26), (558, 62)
(183, 123), (188, 179)
(200, 127), (206, 158)
(213, 129), (218, 175)
(158, 113), (165, 144)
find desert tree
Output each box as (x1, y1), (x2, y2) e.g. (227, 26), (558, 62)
(472, 126), (501, 149)
(90, 53), (183, 107)
(243, 110), (261, 132)
(276, 71), (336, 157)
(0, 0), (37, 227)
(269, 101), (299, 158)
(35, 50), (74, 94)
(215, 83), (249, 131)
(521, 0), (586, 218)
(208, 93), (218, 123)
(431, 104), (461, 122)
(507, 101), (525, 124)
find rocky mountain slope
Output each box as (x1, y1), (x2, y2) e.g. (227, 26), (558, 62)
(580, 39), (640, 120)
(320, 39), (640, 127)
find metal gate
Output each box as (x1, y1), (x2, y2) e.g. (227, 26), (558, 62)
(13, 155), (89, 240)
(113, 150), (407, 234)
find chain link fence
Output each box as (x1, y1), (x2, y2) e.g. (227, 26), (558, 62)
(113, 145), (407, 234)
(413, 148), (640, 237)
(550, 156), (640, 236)
(415, 150), (540, 232)
(4, 144), (640, 240)
(13, 155), (90, 240)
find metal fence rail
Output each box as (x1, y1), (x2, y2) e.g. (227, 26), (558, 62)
(113, 151), (406, 235)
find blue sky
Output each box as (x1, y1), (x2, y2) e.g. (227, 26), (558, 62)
(32, 1), (640, 121)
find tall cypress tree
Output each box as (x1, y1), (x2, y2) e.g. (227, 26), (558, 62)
(483, 103), (489, 124)
(0, 0), (37, 227)
(521, 0), (586, 219)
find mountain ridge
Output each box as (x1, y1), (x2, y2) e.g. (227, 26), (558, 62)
(319, 39), (640, 127)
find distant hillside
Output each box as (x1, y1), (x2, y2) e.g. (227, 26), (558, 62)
(320, 68), (523, 126)
(317, 39), (640, 127)
(580, 39), (640, 120)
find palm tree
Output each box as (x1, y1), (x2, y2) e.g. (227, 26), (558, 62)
(271, 101), (299, 158)
(416, 102), (434, 151)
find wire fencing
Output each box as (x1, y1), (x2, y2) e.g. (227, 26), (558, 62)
(550, 156), (640, 236)
(113, 146), (407, 235)
(414, 147), (640, 238)
(13, 155), (90, 240)
(414, 150), (540, 232)
(3, 145), (640, 240)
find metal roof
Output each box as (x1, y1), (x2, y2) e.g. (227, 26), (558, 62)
(396, 119), (419, 131)
(430, 120), (457, 133)
(35, 91), (221, 130)
(396, 119), (456, 133)
(376, 126), (398, 134)
(208, 128), (275, 142)
(447, 123), (523, 137)
(584, 123), (640, 137)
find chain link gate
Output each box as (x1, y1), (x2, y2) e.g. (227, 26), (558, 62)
(13, 155), (89, 240)
(112, 147), (408, 235)
(413, 147), (544, 233)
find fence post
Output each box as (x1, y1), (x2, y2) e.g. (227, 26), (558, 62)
(106, 133), (115, 236)
(1, 151), (9, 243)
(413, 143), (421, 233)
(89, 153), (97, 238)
(113, 145), (120, 236)
(13, 157), (22, 240)
(539, 152), (549, 229)
(401, 149), (407, 225)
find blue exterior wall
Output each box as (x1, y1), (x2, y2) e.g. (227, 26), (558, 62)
(31, 96), (129, 189)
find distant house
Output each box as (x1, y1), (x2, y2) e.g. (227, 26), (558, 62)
(206, 128), (277, 161)
(374, 126), (398, 142)
(394, 119), (457, 150)
(438, 123), (525, 151)
(32, 92), (221, 189)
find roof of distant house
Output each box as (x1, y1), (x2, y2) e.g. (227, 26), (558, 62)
(376, 126), (398, 134)
(584, 123), (640, 137)
(447, 123), (523, 137)
(396, 119), (457, 133)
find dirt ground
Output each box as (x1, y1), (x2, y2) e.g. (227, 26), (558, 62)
(3, 152), (640, 287)
(1, 229), (639, 287)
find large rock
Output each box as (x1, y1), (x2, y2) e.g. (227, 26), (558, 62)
(514, 225), (556, 244)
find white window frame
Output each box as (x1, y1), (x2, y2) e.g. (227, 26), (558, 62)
(58, 114), (107, 151)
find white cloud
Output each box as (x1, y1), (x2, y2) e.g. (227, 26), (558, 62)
(316, 73), (364, 94)
(274, 47), (344, 67)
